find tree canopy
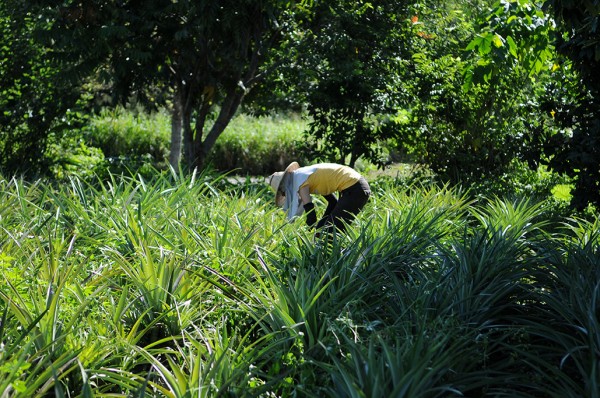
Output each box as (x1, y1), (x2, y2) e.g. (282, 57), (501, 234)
(543, 0), (600, 209)
(27, 0), (298, 171)
(277, 0), (414, 168)
(0, 0), (81, 174)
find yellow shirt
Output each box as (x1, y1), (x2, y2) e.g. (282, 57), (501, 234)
(299, 163), (361, 196)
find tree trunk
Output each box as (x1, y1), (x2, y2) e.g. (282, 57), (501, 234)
(182, 103), (193, 169)
(187, 26), (265, 171)
(189, 88), (246, 171)
(169, 89), (183, 170)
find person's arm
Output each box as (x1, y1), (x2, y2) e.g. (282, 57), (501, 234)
(314, 193), (337, 229)
(323, 194), (337, 217)
(299, 185), (317, 228)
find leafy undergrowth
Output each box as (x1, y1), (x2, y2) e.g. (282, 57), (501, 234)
(82, 108), (312, 177)
(0, 170), (598, 397)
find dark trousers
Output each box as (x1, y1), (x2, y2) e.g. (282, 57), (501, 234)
(316, 177), (371, 232)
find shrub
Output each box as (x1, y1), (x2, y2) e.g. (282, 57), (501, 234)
(45, 130), (105, 180)
(85, 106), (171, 165)
(85, 108), (314, 176)
(207, 113), (315, 175)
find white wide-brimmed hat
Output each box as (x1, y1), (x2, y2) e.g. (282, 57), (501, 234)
(268, 161), (300, 207)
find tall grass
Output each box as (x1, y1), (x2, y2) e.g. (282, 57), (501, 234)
(1, 170), (599, 396)
(85, 109), (311, 176)
(208, 113), (313, 175)
(86, 107), (171, 163)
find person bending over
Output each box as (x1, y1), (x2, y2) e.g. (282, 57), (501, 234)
(268, 162), (371, 232)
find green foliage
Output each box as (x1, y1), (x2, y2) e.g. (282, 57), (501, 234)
(26, 0), (304, 171)
(85, 107), (171, 163)
(520, 217), (600, 397)
(82, 109), (313, 177)
(45, 131), (106, 181)
(208, 113), (314, 175)
(542, 0), (600, 210)
(0, 0), (83, 175)
(4, 0), (599, 213)
(1, 170), (598, 395)
(463, 0), (554, 90)
(274, 0), (414, 167)
(397, 0), (556, 186)
(459, 0), (600, 210)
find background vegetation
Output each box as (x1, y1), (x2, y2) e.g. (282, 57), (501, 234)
(3, 0), (599, 209)
(1, 0), (600, 395)
(49, 109), (315, 179)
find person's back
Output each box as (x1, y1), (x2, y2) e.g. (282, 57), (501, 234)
(268, 162), (370, 232)
(299, 163), (362, 196)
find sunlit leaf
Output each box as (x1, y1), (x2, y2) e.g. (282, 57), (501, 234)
(506, 35), (518, 58)
(479, 32), (493, 55)
(492, 33), (504, 48)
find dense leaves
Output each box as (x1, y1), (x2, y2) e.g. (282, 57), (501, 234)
(462, 0), (600, 209)
(0, 172), (598, 395)
(543, 0), (600, 209)
(1, 0), (600, 209)
(427, 0), (556, 185)
(282, 0), (413, 167)
(25, 0), (297, 171)
(0, 1), (82, 174)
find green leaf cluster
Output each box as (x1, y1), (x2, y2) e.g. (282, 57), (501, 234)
(542, 0), (600, 209)
(0, 0), (83, 174)
(463, 0), (554, 90)
(272, 0), (413, 167)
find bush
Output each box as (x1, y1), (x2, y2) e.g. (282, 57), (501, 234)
(45, 131), (105, 180)
(85, 106), (171, 166)
(85, 108), (314, 176)
(207, 113), (315, 175)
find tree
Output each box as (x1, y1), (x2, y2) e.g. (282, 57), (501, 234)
(30, 0), (297, 171)
(0, 1), (81, 174)
(273, 0), (550, 181)
(542, 0), (600, 209)
(433, 0), (557, 185)
(269, 0), (416, 168)
(462, 0), (600, 209)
